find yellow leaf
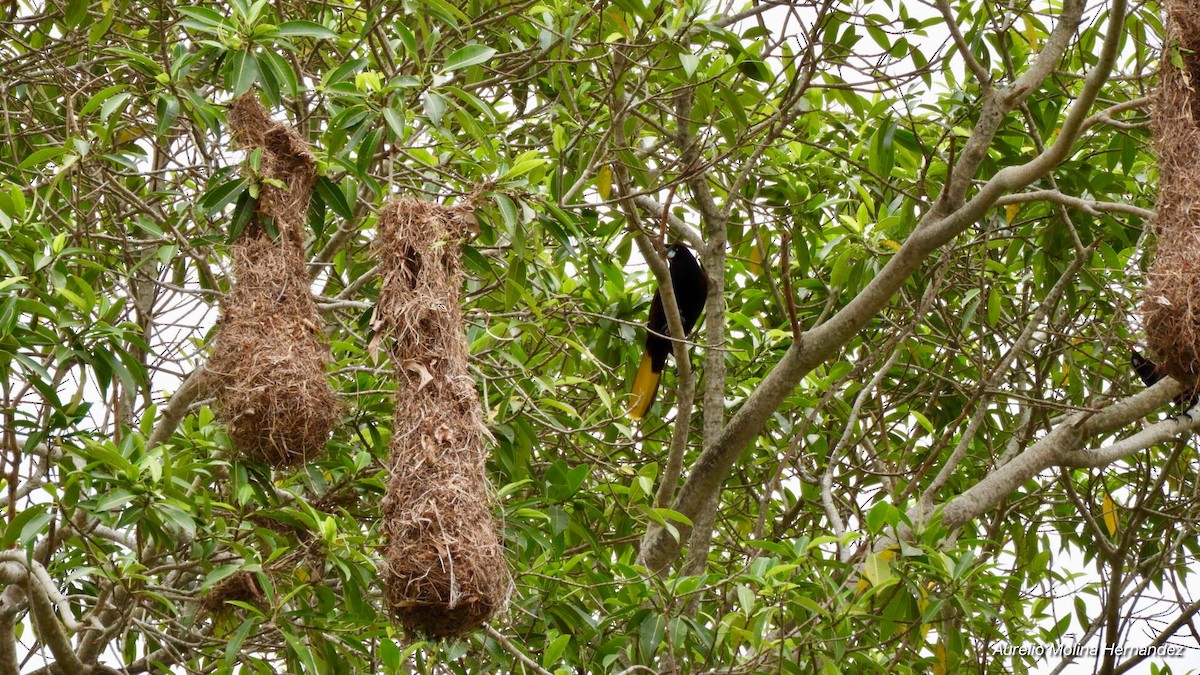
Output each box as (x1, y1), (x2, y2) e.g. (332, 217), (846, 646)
(1022, 15), (1039, 48)
(748, 239), (763, 275)
(1102, 493), (1118, 536)
(916, 580), (934, 642)
(933, 640), (948, 675)
(114, 125), (148, 145)
(881, 239), (901, 251)
(856, 547), (898, 592)
(1005, 203), (1019, 224)
(596, 165), (612, 201)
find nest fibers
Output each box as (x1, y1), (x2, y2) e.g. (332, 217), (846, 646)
(1143, 0), (1200, 395)
(205, 94), (339, 467)
(373, 198), (511, 638)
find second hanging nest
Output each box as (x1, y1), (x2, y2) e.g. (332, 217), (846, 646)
(372, 197), (511, 638)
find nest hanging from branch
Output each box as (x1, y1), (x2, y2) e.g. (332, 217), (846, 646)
(1142, 0), (1200, 396)
(205, 94), (339, 467)
(373, 197), (511, 638)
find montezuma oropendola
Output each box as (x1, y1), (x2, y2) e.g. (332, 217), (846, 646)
(628, 243), (708, 420)
(1131, 347), (1200, 411)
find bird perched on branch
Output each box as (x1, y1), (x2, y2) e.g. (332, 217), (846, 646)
(628, 243), (708, 420)
(1130, 347), (1200, 412)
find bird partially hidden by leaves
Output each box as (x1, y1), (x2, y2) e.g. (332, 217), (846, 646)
(1130, 347), (1200, 413)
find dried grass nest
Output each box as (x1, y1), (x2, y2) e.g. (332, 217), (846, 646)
(372, 198), (511, 638)
(1143, 0), (1200, 394)
(199, 571), (266, 615)
(206, 94), (338, 467)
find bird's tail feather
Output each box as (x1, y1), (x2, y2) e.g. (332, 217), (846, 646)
(628, 353), (661, 420)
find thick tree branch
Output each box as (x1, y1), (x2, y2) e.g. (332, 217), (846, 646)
(0, 553), (84, 675)
(939, 380), (1185, 530)
(0, 585), (18, 675)
(672, 87), (731, 574)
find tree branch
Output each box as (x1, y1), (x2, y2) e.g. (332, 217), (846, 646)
(994, 189), (1154, 220)
(145, 367), (209, 451)
(485, 626), (555, 675)
(0, 553), (85, 675)
(939, 380), (1185, 530)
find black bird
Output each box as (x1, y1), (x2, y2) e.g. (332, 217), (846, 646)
(628, 243), (708, 420)
(1131, 347), (1199, 412)
(1131, 348), (1160, 388)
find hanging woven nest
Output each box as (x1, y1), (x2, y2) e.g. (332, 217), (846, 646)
(372, 197), (511, 638)
(1142, 0), (1200, 398)
(205, 94), (339, 467)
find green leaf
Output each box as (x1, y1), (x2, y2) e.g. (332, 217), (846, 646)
(503, 153), (547, 180)
(0, 504), (51, 549)
(314, 176), (353, 220)
(93, 488), (133, 512)
(283, 631), (320, 673)
(679, 53), (700, 77)
(64, 0), (88, 28)
(423, 91), (447, 126)
(81, 84), (128, 117)
(861, 551), (895, 589)
(155, 93), (180, 136)
(271, 20), (338, 39)
(638, 615), (665, 663)
(227, 189), (257, 242)
(178, 6), (233, 33)
(256, 52), (282, 105)
(200, 563), (243, 592)
(19, 146), (69, 171)
(382, 107), (406, 140)
(542, 633), (570, 668)
(225, 618), (258, 665)
(356, 128), (381, 177)
(394, 22), (417, 54)
(866, 501), (896, 533)
(106, 47), (163, 76)
(379, 638), (400, 671)
(257, 49), (299, 97)
(739, 58), (772, 81)
(100, 92), (131, 121)
(443, 44), (497, 72)
(200, 178), (250, 215)
(226, 50), (259, 96)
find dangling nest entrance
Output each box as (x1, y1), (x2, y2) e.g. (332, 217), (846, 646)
(373, 198), (511, 638)
(1142, 0), (1200, 397)
(205, 94), (339, 467)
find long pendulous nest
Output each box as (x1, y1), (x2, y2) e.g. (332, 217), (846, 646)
(205, 94), (339, 467)
(1143, 0), (1200, 396)
(373, 198), (511, 638)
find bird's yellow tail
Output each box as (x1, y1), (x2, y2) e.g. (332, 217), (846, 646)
(628, 353), (661, 420)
